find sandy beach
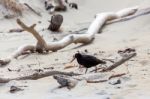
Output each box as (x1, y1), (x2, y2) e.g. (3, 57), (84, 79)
(1, 0), (150, 99)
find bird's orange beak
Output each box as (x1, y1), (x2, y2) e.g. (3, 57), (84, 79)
(70, 55), (75, 63)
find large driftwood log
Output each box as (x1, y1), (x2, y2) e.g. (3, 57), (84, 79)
(0, 6), (138, 65)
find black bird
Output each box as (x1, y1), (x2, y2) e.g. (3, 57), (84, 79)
(71, 53), (106, 73)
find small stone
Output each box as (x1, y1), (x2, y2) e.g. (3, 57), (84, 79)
(9, 86), (23, 93)
(38, 21), (42, 24)
(8, 68), (12, 72)
(53, 37), (58, 41)
(97, 90), (107, 95)
(55, 59), (59, 61)
(84, 49), (88, 53)
(120, 76), (131, 82)
(94, 53), (98, 56)
(114, 85), (121, 89)
(53, 75), (78, 89)
(34, 69), (43, 72)
(109, 78), (121, 85)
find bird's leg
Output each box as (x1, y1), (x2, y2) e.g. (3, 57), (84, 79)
(85, 68), (88, 74)
(78, 65), (84, 72)
(79, 65), (82, 68)
(95, 66), (98, 72)
(103, 64), (108, 69)
(98, 64), (104, 71)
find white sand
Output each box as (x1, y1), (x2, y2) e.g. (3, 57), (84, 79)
(1, 0), (150, 99)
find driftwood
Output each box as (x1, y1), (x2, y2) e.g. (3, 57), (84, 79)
(90, 52), (136, 73)
(0, 6), (139, 65)
(24, 3), (41, 16)
(0, 70), (125, 85)
(87, 73), (126, 83)
(53, 52), (135, 87)
(78, 7), (150, 33)
(101, 53), (136, 72)
(48, 14), (63, 31)
(0, 53), (135, 84)
(9, 28), (24, 33)
(107, 7), (150, 24)
(0, 70), (81, 83)
(53, 72), (126, 88)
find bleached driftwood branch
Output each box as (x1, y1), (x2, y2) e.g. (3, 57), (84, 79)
(0, 6), (138, 65)
(107, 7), (150, 24)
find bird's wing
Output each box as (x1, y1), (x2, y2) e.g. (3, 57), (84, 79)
(82, 55), (100, 63)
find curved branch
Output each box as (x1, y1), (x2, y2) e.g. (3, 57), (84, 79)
(46, 6), (139, 50)
(107, 7), (150, 24)
(0, 45), (35, 66)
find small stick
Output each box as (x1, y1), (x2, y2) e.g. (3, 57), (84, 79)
(24, 3), (42, 16)
(101, 53), (136, 72)
(87, 73), (126, 83)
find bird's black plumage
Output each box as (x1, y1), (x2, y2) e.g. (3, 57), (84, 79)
(74, 53), (106, 73)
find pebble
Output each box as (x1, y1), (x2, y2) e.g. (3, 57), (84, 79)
(108, 78), (121, 85)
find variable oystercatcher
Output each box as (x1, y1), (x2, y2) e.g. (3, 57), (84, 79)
(71, 53), (106, 73)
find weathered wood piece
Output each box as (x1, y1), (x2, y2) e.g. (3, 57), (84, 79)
(48, 14), (63, 31)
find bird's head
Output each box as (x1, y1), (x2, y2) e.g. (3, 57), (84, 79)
(70, 53), (82, 63)
(74, 53), (82, 58)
